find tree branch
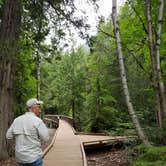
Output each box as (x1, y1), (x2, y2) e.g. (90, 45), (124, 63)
(127, 0), (148, 34)
(98, 27), (115, 39)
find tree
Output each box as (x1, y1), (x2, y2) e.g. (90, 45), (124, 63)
(0, 0), (91, 159)
(0, 0), (22, 159)
(145, 0), (166, 128)
(155, 0), (166, 119)
(84, 48), (118, 132)
(112, 0), (150, 145)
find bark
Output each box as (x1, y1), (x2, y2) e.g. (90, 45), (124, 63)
(145, 0), (163, 127)
(36, 0), (44, 100)
(36, 54), (41, 100)
(155, 0), (166, 117)
(71, 98), (76, 128)
(0, 0), (21, 159)
(112, 0), (150, 145)
(95, 77), (101, 132)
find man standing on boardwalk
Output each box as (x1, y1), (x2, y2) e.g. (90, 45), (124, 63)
(6, 98), (50, 166)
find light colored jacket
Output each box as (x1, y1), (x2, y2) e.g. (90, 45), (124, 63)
(6, 112), (49, 163)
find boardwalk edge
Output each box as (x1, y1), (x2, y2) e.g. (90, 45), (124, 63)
(72, 126), (88, 166)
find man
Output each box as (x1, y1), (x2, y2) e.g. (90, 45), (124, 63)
(6, 98), (50, 166)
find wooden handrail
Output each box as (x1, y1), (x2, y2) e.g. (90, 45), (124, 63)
(44, 115), (60, 128)
(80, 143), (88, 166)
(44, 117), (58, 123)
(44, 114), (73, 127)
(75, 132), (106, 136)
(83, 136), (138, 145)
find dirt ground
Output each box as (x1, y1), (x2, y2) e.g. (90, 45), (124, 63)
(86, 148), (129, 166)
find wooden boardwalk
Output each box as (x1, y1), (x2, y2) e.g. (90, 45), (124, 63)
(43, 116), (137, 166)
(43, 120), (84, 166)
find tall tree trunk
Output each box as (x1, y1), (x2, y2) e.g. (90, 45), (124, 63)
(145, 0), (163, 127)
(36, 0), (44, 100)
(155, 0), (166, 117)
(94, 77), (101, 132)
(36, 52), (41, 100)
(0, 0), (21, 159)
(112, 0), (150, 145)
(71, 98), (76, 128)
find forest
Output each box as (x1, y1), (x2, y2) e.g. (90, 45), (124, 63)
(0, 0), (166, 165)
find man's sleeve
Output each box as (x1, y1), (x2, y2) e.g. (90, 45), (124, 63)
(6, 122), (14, 139)
(37, 121), (50, 142)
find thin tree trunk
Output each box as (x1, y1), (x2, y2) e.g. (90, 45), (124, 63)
(36, 1), (44, 100)
(0, 0), (21, 159)
(155, 0), (166, 117)
(145, 0), (163, 127)
(36, 53), (41, 100)
(112, 0), (150, 145)
(95, 77), (101, 132)
(71, 98), (76, 128)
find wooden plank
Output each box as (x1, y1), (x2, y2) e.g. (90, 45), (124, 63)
(78, 135), (137, 146)
(43, 120), (84, 166)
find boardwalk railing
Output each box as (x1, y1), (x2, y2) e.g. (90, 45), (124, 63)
(44, 115), (60, 128)
(43, 114), (87, 166)
(44, 114), (74, 129)
(82, 135), (138, 146)
(44, 118), (59, 128)
(59, 115), (74, 126)
(80, 139), (88, 166)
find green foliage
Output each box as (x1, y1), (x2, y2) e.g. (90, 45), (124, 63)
(83, 45), (120, 132)
(132, 161), (166, 166)
(13, 0), (56, 117)
(40, 47), (87, 118)
(107, 122), (136, 135)
(10, 0), (166, 141)
(130, 145), (166, 166)
(40, 43), (126, 132)
(14, 40), (36, 117)
(0, 0), (4, 6)
(117, 1), (159, 127)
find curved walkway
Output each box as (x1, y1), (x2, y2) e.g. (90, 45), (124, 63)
(43, 120), (83, 166)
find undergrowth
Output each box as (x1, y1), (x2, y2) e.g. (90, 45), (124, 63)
(129, 145), (166, 166)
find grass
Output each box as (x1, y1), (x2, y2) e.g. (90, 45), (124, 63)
(130, 145), (166, 166)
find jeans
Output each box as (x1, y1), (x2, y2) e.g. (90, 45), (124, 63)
(19, 157), (43, 166)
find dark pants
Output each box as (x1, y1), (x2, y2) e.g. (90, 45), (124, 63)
(19, 157), (43, 166)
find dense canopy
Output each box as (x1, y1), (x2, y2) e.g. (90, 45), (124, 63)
(0, 0), (166, 165)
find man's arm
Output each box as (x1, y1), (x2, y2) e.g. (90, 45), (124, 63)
(37, 121), (50, 142)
